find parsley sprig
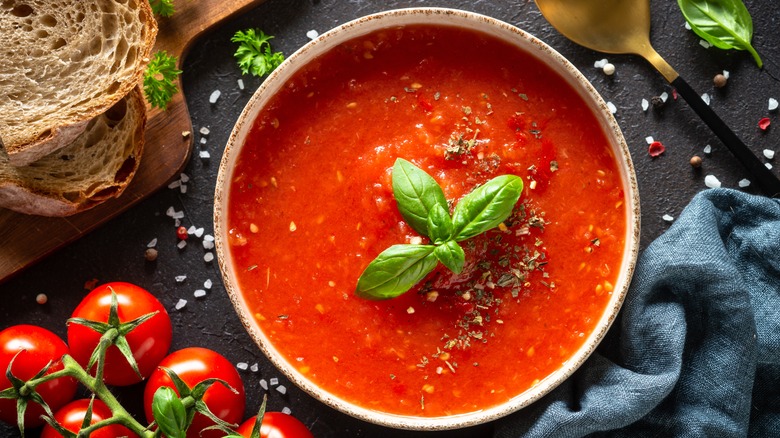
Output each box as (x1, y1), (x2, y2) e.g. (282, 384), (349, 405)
(143, 50), (182, 110)
(356, 159), (524, 300)
(149, 0), (175, 17)
(231, 29), (285, 77)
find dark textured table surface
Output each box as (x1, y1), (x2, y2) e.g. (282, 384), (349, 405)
(2, 0), (778, 436)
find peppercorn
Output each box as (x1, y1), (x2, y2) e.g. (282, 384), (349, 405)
(713, 73), (727, 88)
(690, 155), (703, 168)
(651, 95), (665, 109)
(145, 248), (158, 261)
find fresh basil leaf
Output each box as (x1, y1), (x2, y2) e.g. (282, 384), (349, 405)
(392, 158), (448, 238)
(427, 204), (453, 244)
(677, 0), (761, 67)
(452, 175), (523, 241)
(434, 240), (465, 274)
(152, 386), (188, 438)
(356, 244), (438, 299)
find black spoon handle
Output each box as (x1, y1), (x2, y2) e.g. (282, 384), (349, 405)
(671, 75), (780, 197)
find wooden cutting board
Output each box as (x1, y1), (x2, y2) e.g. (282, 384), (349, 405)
(0, 0), (266, 284)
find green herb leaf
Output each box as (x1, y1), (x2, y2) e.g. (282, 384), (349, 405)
(149, 0), (175, 17)
(434, 240), (465, 274)
(232, 29), (285, 77)
(427, 204), (453, 244)
(356, 244), (438, 299)
(677, 0), (762, 67)
(392, 158), (448, 238)
(452, 175), (524, 241)
(143, 50), (182, 110)
(152, 386), (188, 438)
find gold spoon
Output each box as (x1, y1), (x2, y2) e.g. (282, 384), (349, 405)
(535, 0), (780, 197)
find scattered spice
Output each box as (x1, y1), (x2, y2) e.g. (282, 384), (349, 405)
(648, 141), (665, 157)
(176, 226), (188, 240)
(713, 73), (727, 88)
(36, 293), (48, 305)
(651, 95), (665, 109)
(759, 117), (771, 131)
(144, 248), (158, 261)
(690, 155), (703, 168)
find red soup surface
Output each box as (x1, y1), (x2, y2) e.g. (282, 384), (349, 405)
(227, 24), (626, 417)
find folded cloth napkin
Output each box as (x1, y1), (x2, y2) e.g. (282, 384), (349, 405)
(495, 188), (780, 437)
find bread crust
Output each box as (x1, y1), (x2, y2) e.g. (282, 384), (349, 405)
(0, 86), (147, 217)
(0, 0), (158, 166)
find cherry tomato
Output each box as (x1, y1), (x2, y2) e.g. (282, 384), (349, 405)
(0, 325), (77, 428)
(144, 347), (245, 438)
(40, 399), (136, 438)
(68, 282), (172, 386)
(237, 413), (313, 438)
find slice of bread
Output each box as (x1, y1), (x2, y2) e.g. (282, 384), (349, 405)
(0, 86), (146, 217)
(0, 0), (157, 166)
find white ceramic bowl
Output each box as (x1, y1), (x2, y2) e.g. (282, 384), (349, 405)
(215, 7), (640, 431)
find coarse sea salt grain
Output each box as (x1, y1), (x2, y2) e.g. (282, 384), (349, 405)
(594, 58), (608, 69)
(764, 149), (775, 159)
(722, 70), (730, 79)
(769, 98), (779, 111)
(175, 299), (187, 310)
(704, 175), (721, 188)
(180, 185), (187, 194)
(175, 275), (187, 283)
(177, 240), (187, 249)
(204, 252), (214, 263)
(203, 240), (215, 250)
(250, 363), (259, 372)
(704, 145), (712, 155)
(200, 127), (210, 136)
(237, 362), (249, 370)
(209, 90), (221, 104)
(270, 377), (279, 386)
(281, 407), (292, 415)
(188, 225), (197, 234)
(199, 151), (211, 159)
(276, 385), (287, 395)
(237, 78), (245, 90)
(204, 279), (213, 289)
(685, 22), (692, 30)
(607, 102), (617, 114)
(180, 173), (190, 183)
(260, 379), (268, 390)
(168, 180), (181, 189)
(701, 93), (711, 105)
(700, 40), (712, 49)
(645, 136), (654, 144)
(766, 163), (773, 170)
(166, 206), (176, 217)
(200, 137), (207, 145)
(194, 227), (205, 238)
(642, 98), (649, 112)
(204, 234), (215, 242)
(306, 29), (319, 40)
(662, 214), (674, 222)
(660, 92), (669, 103)
(739, 179), (751, 188)
(194, 289), (206, 298)
(147, 238), (157, 248)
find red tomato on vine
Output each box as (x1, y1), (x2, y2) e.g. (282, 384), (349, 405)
(68, 282), (172, 386)
(144, 347), (246, 438)
(40, 399), (136, 438)
(0, 325), (77, 428)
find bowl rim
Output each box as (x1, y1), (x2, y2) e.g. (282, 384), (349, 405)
(215, 6), (641, 431)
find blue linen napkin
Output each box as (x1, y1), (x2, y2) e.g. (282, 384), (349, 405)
(495, 188), (780, 437)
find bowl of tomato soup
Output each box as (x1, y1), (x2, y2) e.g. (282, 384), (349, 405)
(215, 8), (640, 430)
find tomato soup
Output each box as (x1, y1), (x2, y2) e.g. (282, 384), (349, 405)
(226, 24), (626, 417)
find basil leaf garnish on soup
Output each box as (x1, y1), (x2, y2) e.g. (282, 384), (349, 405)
(356, 159), (523, 300)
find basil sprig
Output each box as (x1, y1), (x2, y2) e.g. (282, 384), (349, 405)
(355, 159), (523, 300)
(677, 0), (762, 67)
